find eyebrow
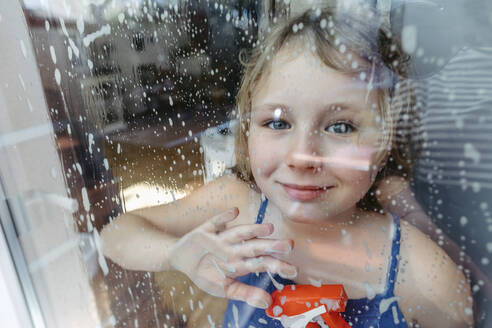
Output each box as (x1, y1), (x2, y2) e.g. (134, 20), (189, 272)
(252, 103), (289, 112)
(253, 102), (356, 113)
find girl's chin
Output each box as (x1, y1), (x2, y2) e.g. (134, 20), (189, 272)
(281, 208), (331, 224)
(280, 202), (357, 225)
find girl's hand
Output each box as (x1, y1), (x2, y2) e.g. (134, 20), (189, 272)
(169, 207), (296, 309)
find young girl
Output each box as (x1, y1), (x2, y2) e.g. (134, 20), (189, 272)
(101, 7), (473, 328)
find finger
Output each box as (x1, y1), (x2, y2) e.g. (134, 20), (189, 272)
(230, 255), (298, 280)
(192, 232), (230, 262)
(203, 207), (239, 233)
(229, 238), (293, 258)
(224, 279), (272, 309)
(219, 223), (274, 244)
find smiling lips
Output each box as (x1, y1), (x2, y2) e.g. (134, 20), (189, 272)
(281, 183), (333, 201)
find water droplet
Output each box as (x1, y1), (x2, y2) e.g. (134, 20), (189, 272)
(18, 74), (25, 90)
(486, 243), (492, 253)
(83, 24), (111, 47)
(464, 143), (480, 164)
(27, 99), (33, 112)
(19, 40), (27, 58)
(401, 25), (417, 54)
(81, 187), (90, 212)
(273, 305), (283, 316)
(76, 16), (84, 34)
(364, 282), (376, 299)
(88, 133), (94, 154)
(308, 277), (322, 287)
(54, 68), (61, 85)
(67, 46), (73, 60)
(207, 314), (216, 328)
(49, 45), (57, 64)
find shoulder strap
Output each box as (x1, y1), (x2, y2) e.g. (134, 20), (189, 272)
(385, 215), (401, 296)
(255, 198), (268, 224)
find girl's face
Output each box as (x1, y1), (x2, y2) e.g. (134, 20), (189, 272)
(248, 48), (385, 224)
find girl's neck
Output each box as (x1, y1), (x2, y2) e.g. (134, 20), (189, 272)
(277, 206), (366, 236)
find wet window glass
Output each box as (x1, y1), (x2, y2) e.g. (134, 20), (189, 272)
(0, 1), (491, 327)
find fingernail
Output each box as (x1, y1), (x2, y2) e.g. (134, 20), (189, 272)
(279, 267), (297, 279)
(247, 298), (269, 309)
(264, 223), (274, 234)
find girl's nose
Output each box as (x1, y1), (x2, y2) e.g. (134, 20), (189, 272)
(285, 134), (323, 171)
(286, 152), (324, 171)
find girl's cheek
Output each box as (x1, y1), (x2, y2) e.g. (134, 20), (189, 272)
(330, 144), (374, 172)
(249, 139), (275, 176)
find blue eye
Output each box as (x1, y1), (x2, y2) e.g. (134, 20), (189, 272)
(326, 122), (355, 134)
(266, 120), (291, 130)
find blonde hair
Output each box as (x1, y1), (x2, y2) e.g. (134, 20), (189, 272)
(234, 7), (416, 210)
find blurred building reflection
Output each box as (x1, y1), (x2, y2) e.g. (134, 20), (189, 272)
(22, 1), (260, 327)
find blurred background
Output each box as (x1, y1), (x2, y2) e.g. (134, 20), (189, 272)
(0, 0), (491, 327)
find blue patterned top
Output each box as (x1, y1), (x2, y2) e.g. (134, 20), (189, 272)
(223, 198), (408, 328)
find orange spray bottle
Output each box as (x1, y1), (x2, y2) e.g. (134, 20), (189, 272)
(265, 284), (351, 328)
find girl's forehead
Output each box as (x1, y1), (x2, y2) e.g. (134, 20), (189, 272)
(272, 38), (367, 72)
(252, 49), (375, 108)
